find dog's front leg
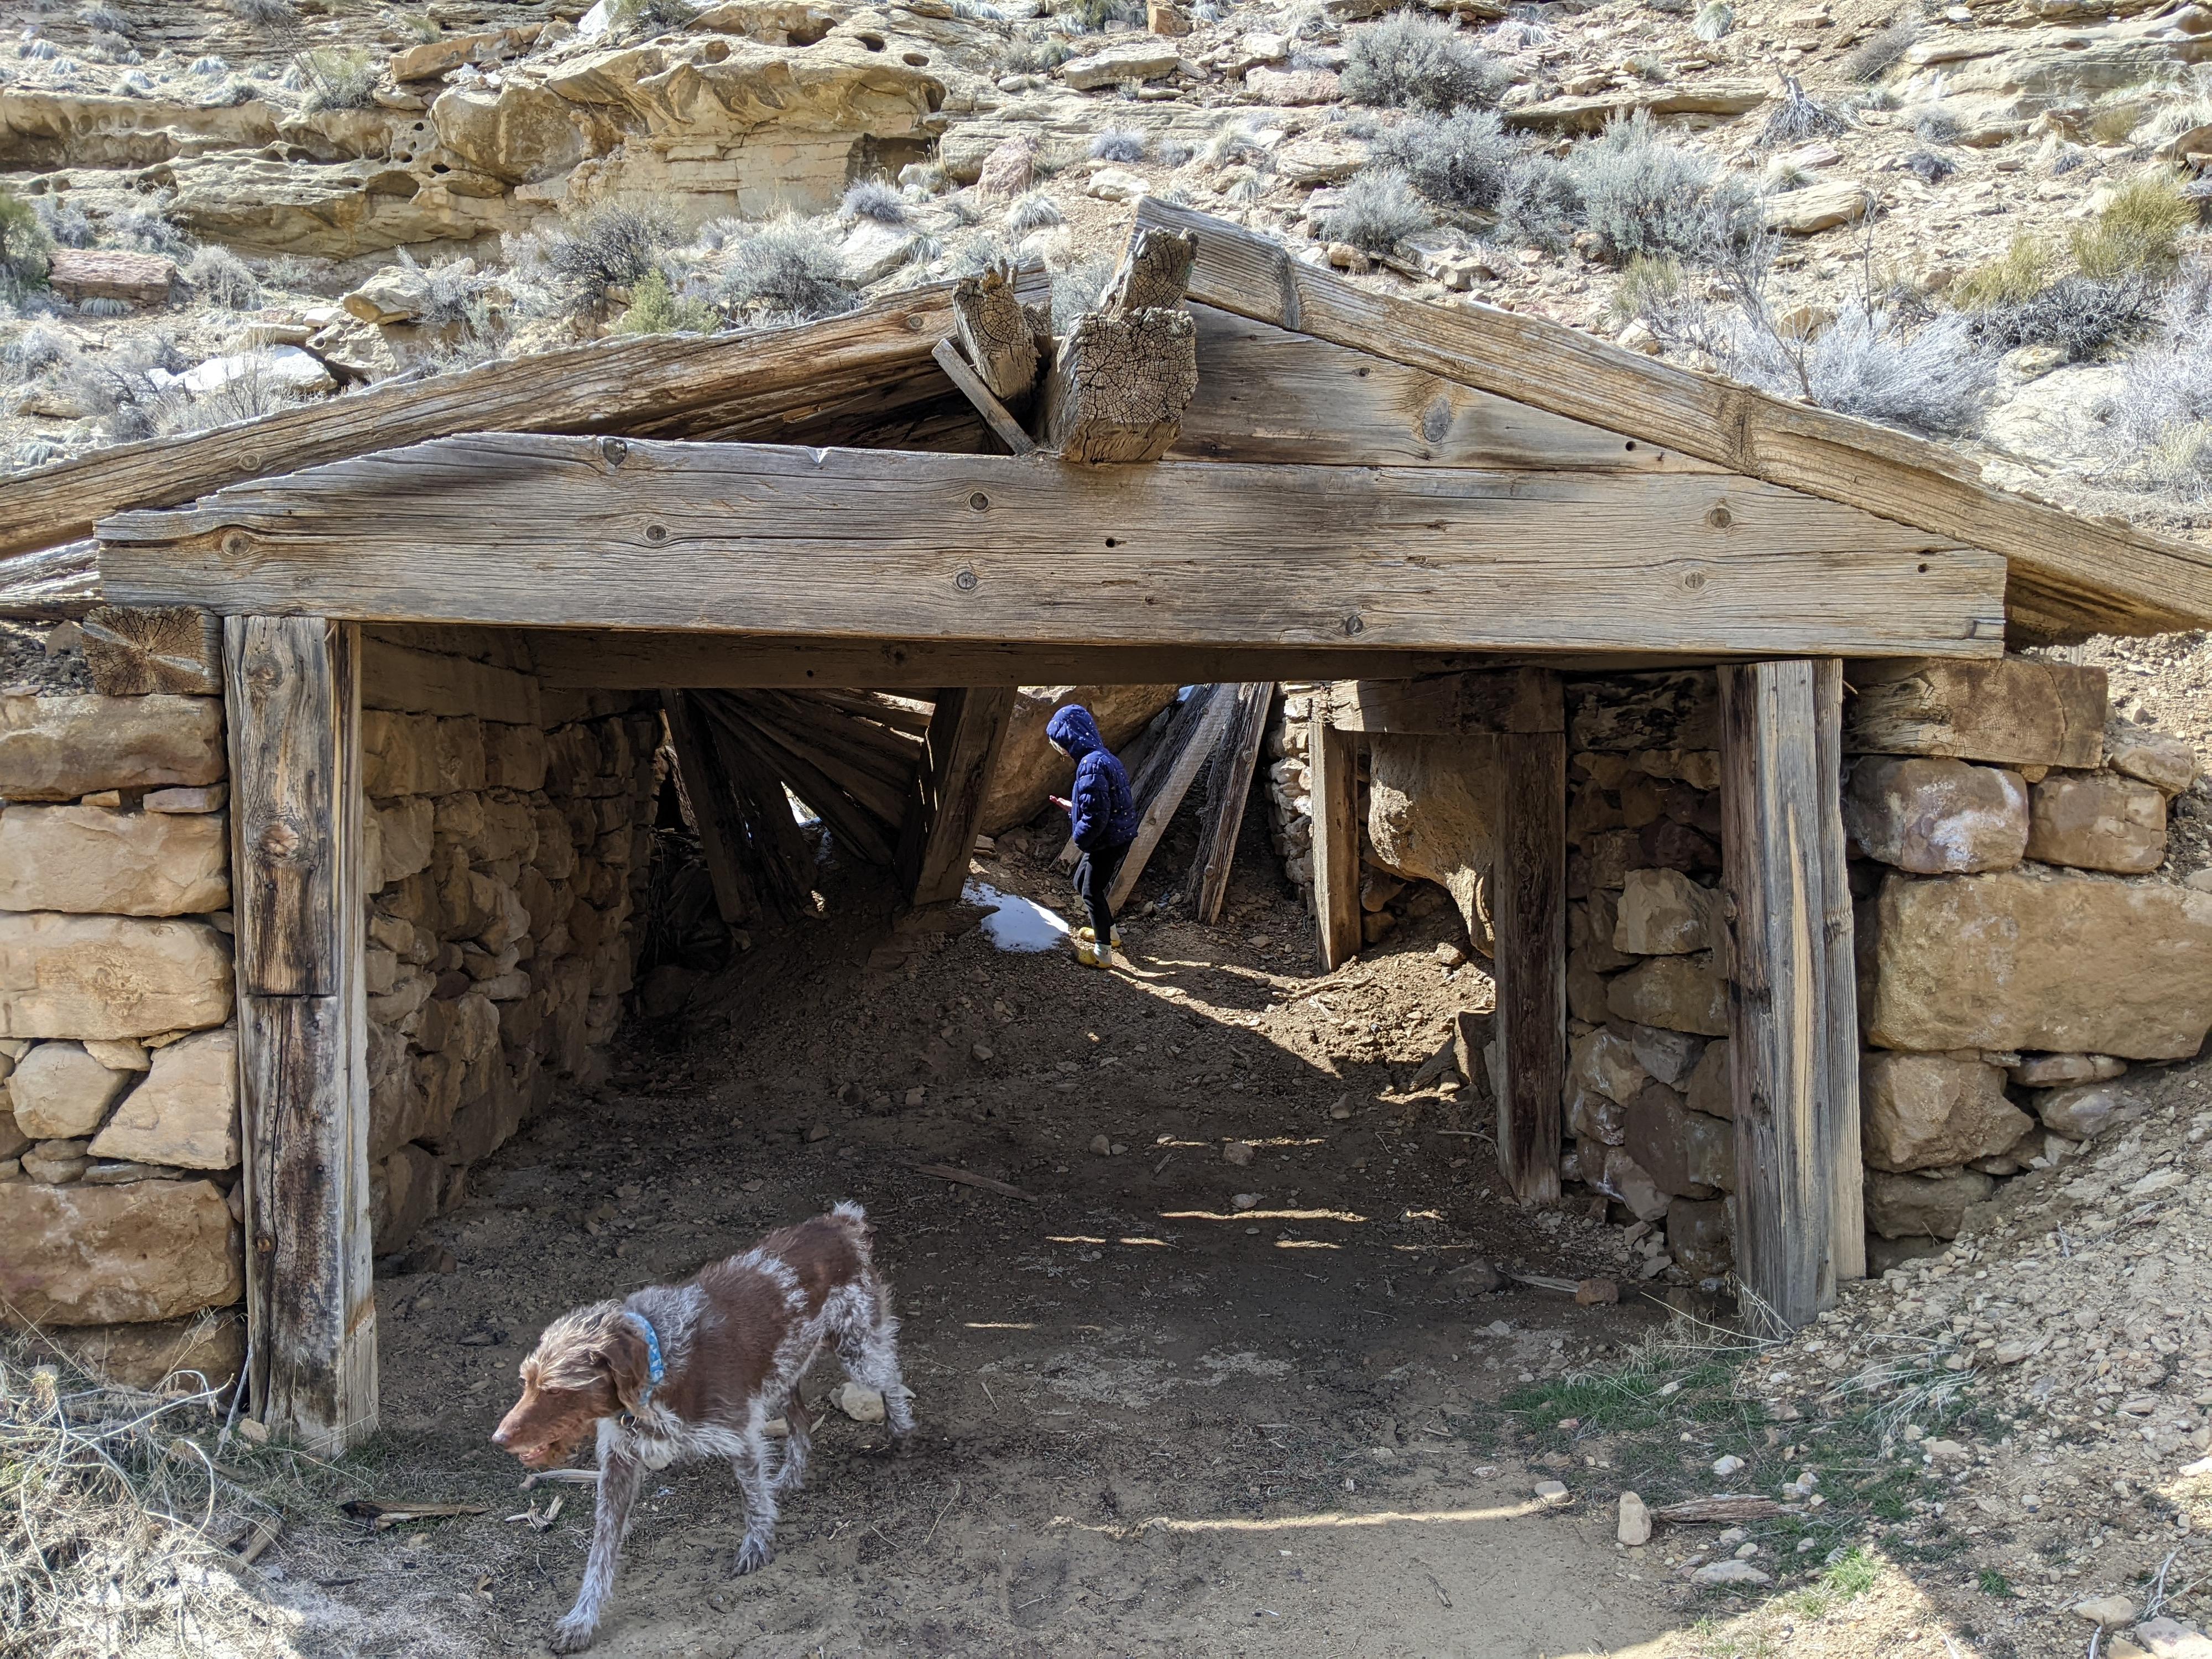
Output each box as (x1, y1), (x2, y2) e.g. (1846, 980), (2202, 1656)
(550, 1441), (642, 1653)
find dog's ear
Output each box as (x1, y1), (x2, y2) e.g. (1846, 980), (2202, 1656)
(596, 1323), (655, 1416)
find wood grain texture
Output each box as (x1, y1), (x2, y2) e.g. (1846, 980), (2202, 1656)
(1039, 307), (1199, 464)
(0, 538), (101, 618)
(98, 436), (2004, 658)
(1135, 197), (2212, 640)
(359, 632), (540, 724)
(1110, 684), (1236, 912)
(699, 694), (898, 867)
(225, 614), (375, 1452)
(1174, 308), (1723, 474)
(950, 268), (1044, 407)
(1327, 669), (1563, 736)
(1190, 681), (1274, 925)
(661, 691), (761, 927)
(1495, 724), (1565, 1207)
(1309, 691), (1362, 972)
(81, 606), (223, 695)
(0, 274), (1046, 562)
(225, 617), (354, 998)
(900, 686), (1018, 905)
(1718, 659), (1834, 1333)
(1812, 658), (1864, 1291)
(931, 338), (1037, 457)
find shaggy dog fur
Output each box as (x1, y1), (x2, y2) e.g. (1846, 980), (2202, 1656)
(493, 1202), (912, 1652)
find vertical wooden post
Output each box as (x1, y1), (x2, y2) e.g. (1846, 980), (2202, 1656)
(225, 615), (376, 1453)
(661, 690), (760, 926)
(899, 686), (1018, 905)
(1494, 721), (1565, 1207)
(1191, 681), (1275, 925)
(1813, 659), (1865, 1294)
(1308, 691), (1361, 971)
(1719, 659), (1856, 1333)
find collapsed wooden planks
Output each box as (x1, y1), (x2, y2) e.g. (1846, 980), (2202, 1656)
(1187, 681), (1274, 925)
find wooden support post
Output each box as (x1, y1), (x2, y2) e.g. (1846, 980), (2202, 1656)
(899, 686), (1018, 905)
(931, 338), (1037, 457)
(1106, 684), (1236, 911)
(1308, 689), (1362, 972)
(1190, 681), (1275, 924)
(224, 615), (376, 1453)
(660, 691), (760, 926)
(1719, 658), (1858, 1333)
(1494, 721), (1565, 1207)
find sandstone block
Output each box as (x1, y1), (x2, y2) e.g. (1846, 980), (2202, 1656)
(1062, 40), (1181, 88)
(1846, 657), (2105, 769)
(0, 805), (229, 915)
(361, 708), (441, 797)
(374, 796), (436, 885)
(0, 1177), (241, 1325)
(11, 1040), (135, 1138)
(1626, 1083), (1735, 1196)
(484, 722), (550, 791)
(1569, 1026), (1648, 1107)
(1862, 870), (2212, 1058)
(2104, 721), (2199, 795)
(87, 1029), (238, 1170)
(1566, 952), (1611, 1025)
(0, 695), (225, 802)
(30, 1310), (244, 1390)
(1666, 1195), (1733, 1276)
(1366, 732), (1499, 942)
(144, 783), (227, 813)
(0, 1108), (28, 1161)
(2008, 1052), (2125, 1087)
(0, 913), (233, 1040)
(372, 1144), (441, 1255)
(24, 1139), (91, 1182)
(1629, 1024), (1704, 1087)
(1843, 757), (2027, 874)
(1686, 1037), (1731, 1117)
(2025, 773), (2166, 874)
(1864, 1168), (1994, 1239)
(1607, 953), (1726, 1036)
(1568, 1084), (1627, 1145)
(1613, 867), (1713, 954)
(1589, 1143), (1672, 1222)
(2032, 1082), (2146, 1141)
(1860, 1050), (2033, 1172)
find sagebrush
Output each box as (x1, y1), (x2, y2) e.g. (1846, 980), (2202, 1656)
(1568, 113), (1759, 265)
(1318, 166), (1434, 253)
(1342, 13), (1509, 114)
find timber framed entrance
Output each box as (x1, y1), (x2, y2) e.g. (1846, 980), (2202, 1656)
(14, 199), (2212, 1452)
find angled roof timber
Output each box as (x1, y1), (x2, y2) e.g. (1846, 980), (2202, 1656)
(96, 434), (2002, 659)
(1131, 197), (2212, 643)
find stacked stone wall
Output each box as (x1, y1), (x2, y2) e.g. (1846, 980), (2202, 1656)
(0, 619), (661, 1385)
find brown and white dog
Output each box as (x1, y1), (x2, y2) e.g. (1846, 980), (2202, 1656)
(492, 1202), (913, 1652)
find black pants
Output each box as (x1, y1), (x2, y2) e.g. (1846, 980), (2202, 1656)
(1072, 840), (1128, 945)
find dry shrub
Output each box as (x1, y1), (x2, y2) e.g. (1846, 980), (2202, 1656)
(2071, 176), (2195, 279)
(1843, 19), (1916, 83)
(1342, 12), (1510, 114)
(1567, 112), (1759, 265)
(2095, 270), (2212, 502)
(1317, 166), (1435, 252)
(714, 215), (857, 322)
(1950, 232), (2057, 311)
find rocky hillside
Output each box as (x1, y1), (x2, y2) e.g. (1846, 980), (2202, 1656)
(1, 0), (2208, 526)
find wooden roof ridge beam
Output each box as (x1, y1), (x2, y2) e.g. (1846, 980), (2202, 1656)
(93, 435), (2005, 660)
(0, 266), (1048, 565)
(1130, 196), (2212, 641)
(1037, 226), (1199, 463)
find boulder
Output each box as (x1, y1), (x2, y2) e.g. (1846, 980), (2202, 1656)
(980, 685), (1180, 836)
(1687, 1036), (1731, 1117)
(2008, 1052), (2124, 1087)
(1864, 1168), (1994, 1239)
(2104, 722), (2199, 795)
(0, 1177), (241, 1326)
(1588, 1142), (1672, 1222)
(841, 218), (919, 283)
(0, 805), (229, 915)
(2033, 1082), (2147, 1141)
(341, 264), (435, 324)
(2025, 772), (2166, 874)
(1843, 757), (2028, 874)
(0, 695), (225, 802)
(1861, 869), (2212, 1058)
(1245, 66), (1341, 102)
(178, 345), (335, 398)
(87, 1029), (238, 1170)
(1569, 1026), (1648, 1106)
(1365, 732), (1500, 941)
(1568, 1083), (1627, 1145)
(1666, 1195), (1733, 1277)
(1860, 1050), (2033, 1172)
(1612, 867), (1714, 954)
(1606, 952), (1727, 1036)
(0, 1109), (27, 1161)
(1062, 41), (1181, 88)
(9, 1040), (135, 1138)
(1626, 1082), (1734, 1196)
(1762, 178), (1870, 234)
(0, 913), (233, 1040)
(47, 247), (176, 306)
(1628, 1024), (1704, 1087)
(1845, 657), (2105, 769)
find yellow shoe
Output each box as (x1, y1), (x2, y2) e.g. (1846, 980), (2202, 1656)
(1074, 939), (1114, 969)
(1076, 925), (1124, 947)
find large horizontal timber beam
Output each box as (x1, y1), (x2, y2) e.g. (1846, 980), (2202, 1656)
(1133, 196), (2212, 641)
(97, 436), (2004, 660)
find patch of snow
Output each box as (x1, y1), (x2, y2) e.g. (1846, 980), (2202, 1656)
(964, 879), (1070, 953)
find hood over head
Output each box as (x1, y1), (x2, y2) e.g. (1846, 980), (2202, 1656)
(1046, 702), (1104, 760)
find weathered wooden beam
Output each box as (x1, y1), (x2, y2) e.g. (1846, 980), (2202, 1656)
(1036, 225), (1199, 463)
(81, 606), (223, 695)
(698, 694), (898, 867)
(899, 686), (1018, 905)
(1308, 691), (1363, 972)
(661, 691), (761, 927)
(1102, 225), (1198, 313)
(1135, 196), (2212, 640)
(950, 267), (1045, 408)
(931, 338), (1037, 457)
(1108, 684), (1237, 912)
(1812, 658), (1865, 1292)
(1190, 681), (1274, 925)
(706, 714), (817, 917)
(1327, 669), (1564, 737)
(0, 538), (101, 619)
(98, 437), (2005, 659)
(224, 615), (375, 1452)
(1718, 659), (1844, 1332)
(1494, 722), (1565, 1207)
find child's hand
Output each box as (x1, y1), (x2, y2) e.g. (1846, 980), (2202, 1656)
(1049, 795), (1072, 812)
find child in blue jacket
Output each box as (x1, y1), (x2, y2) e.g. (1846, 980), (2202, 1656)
(1046, 703), (1139, 969)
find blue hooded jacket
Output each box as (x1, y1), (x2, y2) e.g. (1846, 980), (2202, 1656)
(1047, 703), (1139, 853)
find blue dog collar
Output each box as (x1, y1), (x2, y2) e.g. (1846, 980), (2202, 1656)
(627, 1311), (667, 1401)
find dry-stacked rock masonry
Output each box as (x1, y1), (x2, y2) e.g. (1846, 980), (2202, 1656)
(1265, 658), (2212, 1289)
(0, 620), (659, 1386)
